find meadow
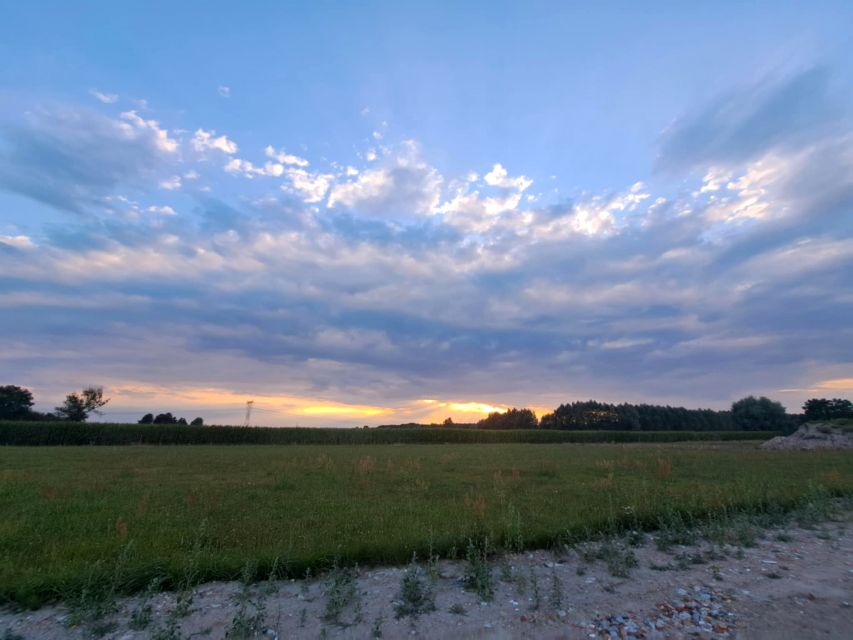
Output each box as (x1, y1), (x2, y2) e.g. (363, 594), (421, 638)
(1, 441), (850, 608)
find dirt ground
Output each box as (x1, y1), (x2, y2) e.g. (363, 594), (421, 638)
(2, 515), (852, 640)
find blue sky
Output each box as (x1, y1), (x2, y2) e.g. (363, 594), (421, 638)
(1, 1), (851, 425)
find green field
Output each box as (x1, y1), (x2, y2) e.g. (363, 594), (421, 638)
(1, 442), (851, 607)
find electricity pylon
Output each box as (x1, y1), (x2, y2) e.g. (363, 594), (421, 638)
(243, 400), (254, 427)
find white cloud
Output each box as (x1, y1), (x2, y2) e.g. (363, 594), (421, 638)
(283, 168), (333, 203)
(264, 145), (309, 167)
(183, 170), (200, 180)
(90, 90), (118, 104)
(218, 85), (231, 98)
(159, 175), (182, 190)
(120, 111), (178, 153)
(192, 129), (239, 155)
(327, 140), (442, 217)
(0, 235), (35, 249)
(146, 205), (176, 215)
(484, 163), (533, 192)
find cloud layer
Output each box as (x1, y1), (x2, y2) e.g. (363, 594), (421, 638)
(1, 67), (851, 424)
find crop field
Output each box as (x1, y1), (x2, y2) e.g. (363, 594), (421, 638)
(1, 442), (851, 608)
(0, 422), (780, 446)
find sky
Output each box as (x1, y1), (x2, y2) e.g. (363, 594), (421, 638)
(0, 1), (851, 426)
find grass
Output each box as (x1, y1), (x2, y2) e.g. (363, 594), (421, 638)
(0, 421), (780, 446)
(0, 442), (850, 608)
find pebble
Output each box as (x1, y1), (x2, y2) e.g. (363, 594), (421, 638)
(590, 586), (737, 639)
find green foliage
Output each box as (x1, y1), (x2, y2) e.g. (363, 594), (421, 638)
(803, 397), (853, 421)
(463, 537), (494, 601)
(0, 385), (34, 420)
(540, 400), (735, 431)
(731, 395), (788, 431)
(0, 421), (780, 446)
(55, 387), (109, 422)
(476, 408), (538, 430)
(394, 561), (435, 619)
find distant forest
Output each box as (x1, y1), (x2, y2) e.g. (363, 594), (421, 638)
(380, 397), (852, 433)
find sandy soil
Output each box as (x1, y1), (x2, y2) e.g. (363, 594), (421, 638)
(3, 517), (851, 640)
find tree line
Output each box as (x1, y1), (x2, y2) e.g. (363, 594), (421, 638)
(472, 395), (852, 431)
(0, 385), (204, 425)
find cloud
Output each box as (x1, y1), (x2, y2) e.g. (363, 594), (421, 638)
(1, 70), (850, 423)
(159, 175), (182, 190)
(483, 163), (532, 192)
(90, 90), (118, 104)
(192, 128), (238, 154)
(265, 145), (309, 167)
(0, 234), (35, 249)
(327, 140), (442, 218)
(0, 107), (178, 214)
(658, 67), (842, 172)
(218, 85), (231, 98)
(120, 111), (178, 153)
(146, 205), (176, 215)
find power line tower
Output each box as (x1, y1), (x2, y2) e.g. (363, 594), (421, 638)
(243, 400), (254, 427)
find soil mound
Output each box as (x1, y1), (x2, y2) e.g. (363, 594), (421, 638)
(760, 421), (853, 450)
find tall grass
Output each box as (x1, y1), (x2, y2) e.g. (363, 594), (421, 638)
(0, 421), (779, 446)
(0, 442), (849, 608)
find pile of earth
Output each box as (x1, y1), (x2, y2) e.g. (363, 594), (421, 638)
(760, 422), (853, 451)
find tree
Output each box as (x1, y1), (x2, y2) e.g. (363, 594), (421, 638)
(730, 396), (788, 431)
(0, 385), (35, 420)
(477, 408), (538, 430)
(153, 412), (177, 424)
(803, 398), (853, 421)
(55, 387), (109, 422)
(138, 413), (154, 424)
(190, 417), (204, 426)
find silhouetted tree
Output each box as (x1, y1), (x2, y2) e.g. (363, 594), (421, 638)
(0, 385), (34, 420)
(731, 396), (787, 431)
(477, 408), (538, 430)
(803, 398), (853, 421)
(138, 413), (154, 424)
(190, 417), (204, 426)
(55, 387), (109, 422)
(153, 412), (177, 424)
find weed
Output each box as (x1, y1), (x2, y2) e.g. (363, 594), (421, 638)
(766, 571), (783, 580)
(225, 563), (267, 639)
(395, 562), (435, 619)
(575, 564), (587, 576)
(463, 537), (494, 602)
(626, 530), (645, 547)
(130, 577), (162, 631)
(711, 565), (723, 581)
(322, 562), (358, 626)
(650, 562), (675, 571)
(298, 608), (307, 628)
(528, 567), (541, 611)
(775, 532), (793, 542)
(499, 562), (513, 583)
(449, 603), (467, 616)
(2, 631), (25, 640)
(549, 571), (563, 610)
(590, 539), (637, 578)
